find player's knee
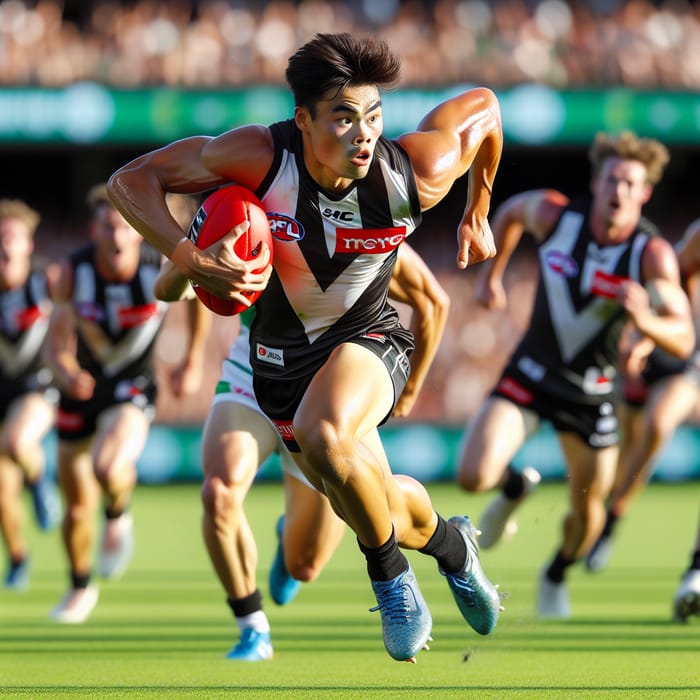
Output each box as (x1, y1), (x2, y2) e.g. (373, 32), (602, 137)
(293, 418), (348, 482)
(286, 556), (322, 582)
(66, 501), (93, 525)
(201, 474), (239, 519)
(644, 412), (674, 442)
(93, 457), (136, 491)
(2, 430), (29, 464)
(457, 464), (491, 493)
(201, 475), (226, 516)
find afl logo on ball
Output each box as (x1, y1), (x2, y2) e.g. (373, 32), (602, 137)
(268, 213), (304, 242)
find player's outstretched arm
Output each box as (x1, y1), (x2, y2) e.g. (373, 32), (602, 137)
(397, 87), (503, 269)
(475, 189), (569, 310)
(170, 298), (213, 398)
(42, 259), (96, 401)
(388, 243), (450, 417)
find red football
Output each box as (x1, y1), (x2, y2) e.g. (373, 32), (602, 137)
(188, 185), (272, 316)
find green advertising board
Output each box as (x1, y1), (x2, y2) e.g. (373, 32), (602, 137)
(41, 422), (700, 484)
(2, 84), (700, 146)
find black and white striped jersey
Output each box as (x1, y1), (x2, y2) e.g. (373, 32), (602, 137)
(0, 270), (50, 384)
(512, 198), (653, 398)
(251, 119), (422, 380)
(69, 244), (167, 382)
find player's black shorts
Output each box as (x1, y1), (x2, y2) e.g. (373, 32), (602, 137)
(253, 330), (412, 452)
(57, 374), (157, 441)
(620, 349), (696, 407)
(493, 357), (619, 449)
(0, 371), (57, 422)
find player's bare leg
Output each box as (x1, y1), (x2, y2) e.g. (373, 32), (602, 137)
(280, 472), (345, 582)
(3, 394), (60, 532)
(0, 453), (28, 589)
(294, 344), (499, 661)
(588, 375), (698, 572)
(49, 439), (100, 623)
(93, 405), (147, 580)
(538, 435), (616, 618)
(458, 398), (539, 548)
(201, 401), (277, 661)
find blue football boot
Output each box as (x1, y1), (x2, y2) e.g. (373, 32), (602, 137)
(269, 515), (300, 605)
(440, 515), (501, 635)
(225, 629), (273, 661)
(370, 564), (432, 662)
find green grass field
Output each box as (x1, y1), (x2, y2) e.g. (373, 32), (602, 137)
(1, 479), (698, 699)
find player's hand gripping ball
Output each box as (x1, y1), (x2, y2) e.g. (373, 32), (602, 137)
(188, 185), (272, 316)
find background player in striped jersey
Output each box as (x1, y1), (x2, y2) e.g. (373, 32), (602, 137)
(44, 184), (211, 623)
(456, 131), (695, 618)
(586, 215), (700, 574)
(0, 198), (61, 591)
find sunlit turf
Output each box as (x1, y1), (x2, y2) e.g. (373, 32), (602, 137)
(1, 479), (698, 699)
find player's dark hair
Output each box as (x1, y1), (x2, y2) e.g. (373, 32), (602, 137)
(589, 131), (670, 186)
(285, 33), (401, 115)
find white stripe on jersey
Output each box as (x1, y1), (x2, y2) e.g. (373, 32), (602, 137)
(540, 211), (642, 363)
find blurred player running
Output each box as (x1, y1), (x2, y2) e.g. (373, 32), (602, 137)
(44, 184), (210, 623)
(0, 198), (61, 591)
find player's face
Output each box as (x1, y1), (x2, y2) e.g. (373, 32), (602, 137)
(590, 157), (652, 233)
(296, 83), (383, 191)
(90, 205), (143, 279)
(0, 217), (33, 289)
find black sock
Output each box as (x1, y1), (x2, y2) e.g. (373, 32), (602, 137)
(105, 506), (126, 520)
(357, 529), (408, 581)
(545, 550), (576, 584)
(227, 589), (263, 618)
(419, 514), (467, 573)
(600, 510), (618, 538)
(502, 467), (525, 500)
(71, 571), (91, 589)
(689, 549), (700, 572)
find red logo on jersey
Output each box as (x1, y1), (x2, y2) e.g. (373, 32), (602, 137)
(56, 409), (85, 432)
(497, 377), (534, 405)
(15, 305), (43, 330)
(118, 303), (159, 328)
(361, 332), (387, 343)
(590, 270), (630, 299)
(335, 227), (406, 254)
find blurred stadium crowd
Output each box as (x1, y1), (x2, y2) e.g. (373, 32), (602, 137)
(2, 0), (700, 89)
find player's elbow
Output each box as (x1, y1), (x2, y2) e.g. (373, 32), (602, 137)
(433, 286), (451, 319)
(471, 87), (502, 133)
(106, 171), (127, 208)
(473, 87), (500, 113)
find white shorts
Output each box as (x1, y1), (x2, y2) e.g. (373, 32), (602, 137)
(211, 332), (312, 487)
